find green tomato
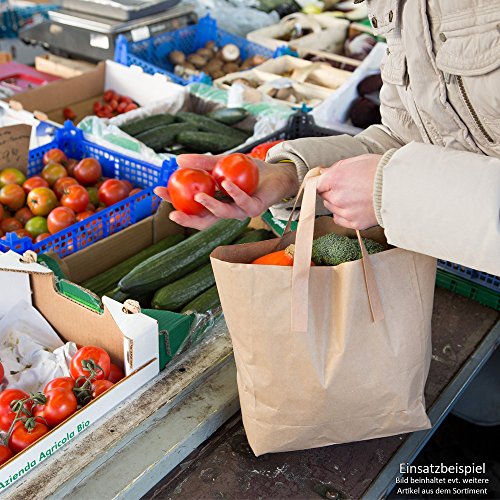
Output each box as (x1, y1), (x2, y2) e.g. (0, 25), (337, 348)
(25, 216), (49, 238)
(86, 187), (99, 208)
(0, 168), (26, 187)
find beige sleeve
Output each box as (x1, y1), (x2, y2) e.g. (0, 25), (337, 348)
(374, 142), (500, 276)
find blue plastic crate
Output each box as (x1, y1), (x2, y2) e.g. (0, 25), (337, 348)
(1, 3), (58, 39)
(437, 260), (500, 294)
(114, 15), (274, 85)
(0, 122), (176, 258)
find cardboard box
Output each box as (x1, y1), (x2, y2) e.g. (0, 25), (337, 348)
(0, 250), (159, 492)
(10, 60), (185, 125)
(35, 54), (96, 79)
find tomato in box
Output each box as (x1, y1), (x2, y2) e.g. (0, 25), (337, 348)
(0, 184), (26, 211)
(23, 176), (49, 194)
(27, 187), (58, 216)
(0, 168), (26, 187)
(47, 207), (76, 234)
(41, 163), (68, 186)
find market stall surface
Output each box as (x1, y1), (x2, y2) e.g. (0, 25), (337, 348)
(145, 288), (499, 500)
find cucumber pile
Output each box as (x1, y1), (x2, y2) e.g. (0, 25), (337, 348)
(81, 220), (273, 316)
(119, 108), (251, 155)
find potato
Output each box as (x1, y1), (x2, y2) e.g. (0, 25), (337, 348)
(169, 50), (185, 65)
(197, 48), (214, 59)
(204, 58), (223, 72)
(205, 41), (216, 50)
(251, 54), (268, 66)
(240, 57), (255, 70)
(222, 62), (240, 74)
(211, 70), (225, 80)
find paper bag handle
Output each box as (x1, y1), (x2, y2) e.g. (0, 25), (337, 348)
(283, 168), (385, 332)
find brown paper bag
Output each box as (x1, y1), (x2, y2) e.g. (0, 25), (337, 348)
(211, 169), (437, 456)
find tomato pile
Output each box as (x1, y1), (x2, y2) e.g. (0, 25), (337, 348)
(93, 89), (138, 119)
(0, 149), (142, 243)
(167, 153), (260, 215)
(0, 347), (124, 465)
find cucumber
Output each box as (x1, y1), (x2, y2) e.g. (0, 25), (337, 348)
(81, 234), (184, 296)
(152, 263), (215, 311)
(176, 112), (249, 141)
(137, 123), (198, 152)
(103, 286), (129, 303)
(177, 131), (245, 154)
(119, 218), (249, 295)
(181, 285), (220, 314)
(120, 114), (176, 137)
(233, 228), (274, 244)
(208, 107), (248, 125)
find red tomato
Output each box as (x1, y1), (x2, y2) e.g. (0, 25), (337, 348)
(14, 207), (33, 226)
(41, 163), (68, 186)
(107, 363), (125, 383)
(76, 210), (94, 222)
(98, 179), (129, 207)
(0, 445), (12, 465)
(9, 421), (49, 454)
(22, 176), (49, 194)
(103, 90), (115, 102)
(109, 99), (119, 111)
(61, 185), (90, 213)
(35, 232), (51, 243)
(0, 204), (4, 221)
(12, 229), (33, 241)
(0, 389), (30, 432)
(117, 102), (127, 114)
(0, 168), (26, 187)
(124, 103), (138, 112)
(0, 184), (26, 211)
(248, 140), (284, 161)
(119, 96), (133, 104)
(1, 217), (22, 233)
(27, 187), (58, 217)
(34, 388), (77, 428)
(47, 207), (76, 234)
(93, 101), (102, 114)
(70, 346), (111, 381)
(129, 188), (142, 196)
(167, 168), (216, 215)
(53, 176), (79, 199)
(45, 377), (75, 393)
(0, 362), (3, 380)
(120, 180), (133, 193)
(73, 158), (102, 186)
(92, 380), (114, 398)
(63, 107), (77, 120)
(65, 158), (78, 177)
(43, 148), (67, 166)
(212, 154), (259, 196)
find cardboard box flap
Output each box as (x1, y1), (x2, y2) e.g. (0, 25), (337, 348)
(0, 249), (52, 274)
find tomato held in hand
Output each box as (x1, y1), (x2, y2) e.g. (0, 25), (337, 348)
(0, 184), (26, 211)
(41, 163), (68, 187)
(45, 377), (75, 393)
(0, 389), (30, 432)
(23, 176), (49, 194)
(27, 187), (58, 217)
(248, 140), (284, 161)
(70, 346), (111, 381)
(43, 148), (67, 166)
(92, 380), (114, 398)
(47, 207), (76, 234)
(9, 421), (49, 454)
(61, 185), (90, 213)
(107, 363), (125, 383)
(34, 388), (77, 428)
(73, 158), (102, 186)
(212, 154), (259, 196)
(98, 179), (129, 207)
(53, 176), (78, 199)
(0, 445), (12, 465)
(167, 168), (216, 215)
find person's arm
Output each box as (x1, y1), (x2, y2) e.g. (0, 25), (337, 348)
(374, 143), (500, 276)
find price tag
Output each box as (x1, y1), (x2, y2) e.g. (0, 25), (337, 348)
(90, 33), (110, 50)
(131, 26), (150, 42)
(0, 124), (31, 173)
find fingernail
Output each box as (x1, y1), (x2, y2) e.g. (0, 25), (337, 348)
(194, 193), (206, 203)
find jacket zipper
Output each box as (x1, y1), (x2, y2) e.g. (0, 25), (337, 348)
(455, 75), (494, 143)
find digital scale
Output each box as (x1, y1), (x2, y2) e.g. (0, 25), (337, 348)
(19, 1), (197, 62)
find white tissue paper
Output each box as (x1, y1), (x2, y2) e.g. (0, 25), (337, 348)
(0, 300), (77, 394)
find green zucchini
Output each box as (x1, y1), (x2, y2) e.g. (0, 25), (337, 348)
(176, 112), (249, 141)
(119, 218), (249, 295)
(233, 228), (274, 244)
(120, 114), (176, 137)
(181, 285), (220, 314)
(81, 234), (184, 296)
(208, 107), (248, 125)
(137, 123), (198, 152)
(177, 131), (244, 154)
(103, 286), (129, 303)
(152, 263), (215, 311)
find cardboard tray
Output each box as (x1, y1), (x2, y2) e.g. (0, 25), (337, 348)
(0, 250), (160, 492)
(9, 60), (185, 125)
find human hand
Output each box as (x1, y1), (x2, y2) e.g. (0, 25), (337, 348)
(154, 154), (299, 229)
(317, 154), (382, 230)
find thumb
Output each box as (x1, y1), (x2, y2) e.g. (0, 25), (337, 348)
(177, 154), (221, 171)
